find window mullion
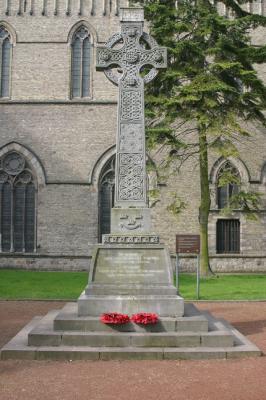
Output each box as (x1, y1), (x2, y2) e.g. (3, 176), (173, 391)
(78, 0), (82, 15)
(80, 38), (84, 97)
(22, 184), (26, 252)
(34, 186), (37, 252)
(10, 182), (14, 252)
(0, 41), (3, 97)
(18, 0), (23, 15)
(0, 183), (2, 252)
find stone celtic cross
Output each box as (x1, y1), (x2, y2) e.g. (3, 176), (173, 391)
(96, 8), (167, 208)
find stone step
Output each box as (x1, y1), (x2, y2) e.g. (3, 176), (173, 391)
(86, 284), (178, 296)
(27, 306), (234, 348)
(1, 307), (262, 361)
(54, 303), (209, 333)
(2, 344), (261, 361)
(28, 329), (234, 348)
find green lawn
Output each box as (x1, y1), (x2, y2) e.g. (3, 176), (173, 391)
(0, 269), (266, 300)
(178, 273), (266, 300)
(0, 269), (87, 300)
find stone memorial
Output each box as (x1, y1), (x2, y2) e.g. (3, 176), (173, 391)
(0, 7), (261, 361)
(78, 7), (184, 318)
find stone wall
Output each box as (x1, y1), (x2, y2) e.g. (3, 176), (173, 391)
(173, 255), (266, 273)
(0, 0), (265, 272)
(0, 1), (123, 269)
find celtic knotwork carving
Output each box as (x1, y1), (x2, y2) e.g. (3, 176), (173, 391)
(122, 65), (142, 89)
(143, 68), (159, 84)
(126, 51), (139, 64)
(96, 14), (167, 206)
(98, 29), (166, 87)
(119, 154), (144, 201)
(103, 33), (124, 86)
(141, 32), (158, 49)
(3, 152), (25, 175)
(119, 124), (143, 153)
(154, 51), (163, 63)
(105, 32), (124, 49)
(104, 69), (119, 86)
(99, 50), (111, 62)
(122, 25), (141, 38)
(121, 91), (142, 121)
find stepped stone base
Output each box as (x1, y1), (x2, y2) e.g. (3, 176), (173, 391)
(0, 303), (262, 361)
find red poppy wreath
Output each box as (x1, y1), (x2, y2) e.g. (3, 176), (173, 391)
(131, 313), (158, 325)
(100, 313), (130, 325)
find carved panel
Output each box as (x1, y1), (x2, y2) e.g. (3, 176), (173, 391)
(119, 214), (143, 230)
(121, 90), (142, 121)
(119, 124), (143, 152)
(103, 235), (160, 244)
(118, 153), (144, 201)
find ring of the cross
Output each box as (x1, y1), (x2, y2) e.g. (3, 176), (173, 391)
(103, 32), (159, 86)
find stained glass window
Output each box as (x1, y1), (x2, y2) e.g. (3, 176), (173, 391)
(0, 26), (12, 98)
(217, 162), (240, 209)
(0, 152), (36, 253)
(71, 26), (91, 98)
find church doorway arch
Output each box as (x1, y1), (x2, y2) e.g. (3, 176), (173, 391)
(98, 155), (115, 241)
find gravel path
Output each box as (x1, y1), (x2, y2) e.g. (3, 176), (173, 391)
(0, 301), (266, 400)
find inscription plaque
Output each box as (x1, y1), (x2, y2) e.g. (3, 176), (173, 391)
(92, 247), (171, 285)
(176, 235), (200, 254)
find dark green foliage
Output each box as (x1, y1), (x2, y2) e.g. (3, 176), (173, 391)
(132, 0), (266, 275)
(135, 0), (266, 132)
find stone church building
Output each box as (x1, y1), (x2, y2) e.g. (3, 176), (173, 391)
(0, 0), (265, 272)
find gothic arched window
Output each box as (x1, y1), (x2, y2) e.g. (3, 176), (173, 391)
(217, 162), (240, 209)
(99, 156), (115, 240)
(0, 152), (36, 253)
(0, 26), (12, 98)
(71, 26), (91, 98)
(262, 163), (266, 184)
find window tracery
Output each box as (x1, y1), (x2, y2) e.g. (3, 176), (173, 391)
(0, 26), (12, 98)
(0, 152), (36, 253)
(71, 26), (91, 98)
(217, 162), (240, 209)
(99, 156), (115, 240)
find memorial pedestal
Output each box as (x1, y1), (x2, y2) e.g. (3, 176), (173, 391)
(78, 244), (184, 317)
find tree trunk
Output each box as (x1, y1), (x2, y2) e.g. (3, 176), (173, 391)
(198, 128), (212, 276)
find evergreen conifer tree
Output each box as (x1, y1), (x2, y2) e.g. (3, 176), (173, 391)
(133, 0), (266, 275)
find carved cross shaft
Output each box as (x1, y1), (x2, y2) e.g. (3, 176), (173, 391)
(96, 8), (167, 207)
